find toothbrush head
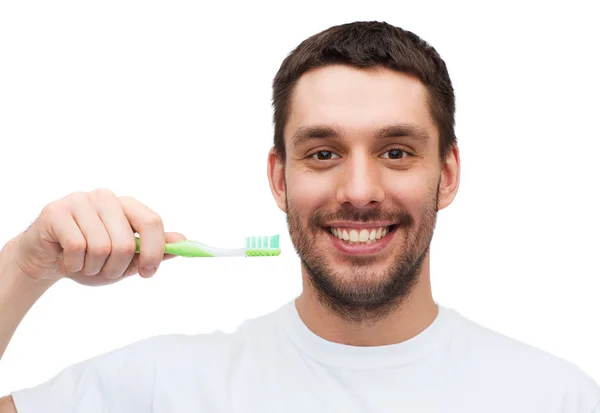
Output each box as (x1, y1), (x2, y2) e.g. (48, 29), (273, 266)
(245, 234), (281, 256)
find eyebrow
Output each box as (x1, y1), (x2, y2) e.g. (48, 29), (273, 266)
(290, 123), (431, 147)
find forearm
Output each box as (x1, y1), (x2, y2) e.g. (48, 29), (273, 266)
(0, 237), (57, 360)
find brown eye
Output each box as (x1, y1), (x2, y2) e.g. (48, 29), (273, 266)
(382, 149), (408, 159)
(311, 151), (339, 160)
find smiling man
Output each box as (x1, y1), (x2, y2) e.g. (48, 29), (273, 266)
(2, 20), (600, 413)
(269, 62), (446, 337)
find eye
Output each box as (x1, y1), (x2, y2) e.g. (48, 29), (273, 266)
(381, 148), (409, 160)
(311, 150), (340, 160)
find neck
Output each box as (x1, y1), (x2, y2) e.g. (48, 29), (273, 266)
(295, 252), (438, 347)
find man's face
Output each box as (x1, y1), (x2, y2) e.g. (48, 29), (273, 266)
(271, 65), (451, 322)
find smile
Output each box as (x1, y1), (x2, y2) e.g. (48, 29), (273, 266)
(324, 224), (398, 255)
(329, 226), (396, 244)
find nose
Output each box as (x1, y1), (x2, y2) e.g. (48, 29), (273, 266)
(335, 153), (385, 209)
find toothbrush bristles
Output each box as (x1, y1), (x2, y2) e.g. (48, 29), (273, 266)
(244, 234), (280, 249)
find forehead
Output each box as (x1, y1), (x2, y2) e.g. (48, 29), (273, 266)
(284, 65), (438, 147)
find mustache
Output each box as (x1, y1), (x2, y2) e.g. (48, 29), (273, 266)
(309, 206), (414, 228)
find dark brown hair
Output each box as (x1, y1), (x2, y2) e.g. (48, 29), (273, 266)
(272, 21), (456, 164)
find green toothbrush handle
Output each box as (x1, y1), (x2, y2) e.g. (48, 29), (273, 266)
(134, 237), (215, 257)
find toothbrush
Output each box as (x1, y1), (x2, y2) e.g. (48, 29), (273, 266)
(134, 234), (281, 257)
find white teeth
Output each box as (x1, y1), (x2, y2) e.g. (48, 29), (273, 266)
(330, 226), (392, 244)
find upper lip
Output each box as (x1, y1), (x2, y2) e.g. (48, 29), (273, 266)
(324, 222), (395, 229)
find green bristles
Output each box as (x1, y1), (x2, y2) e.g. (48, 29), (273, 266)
(245, 234), (280, 256)
(245, 234), (279, 249)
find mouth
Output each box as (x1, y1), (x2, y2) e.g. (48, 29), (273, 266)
(323, 224), (399, 255)
(328, 225), (398, 244)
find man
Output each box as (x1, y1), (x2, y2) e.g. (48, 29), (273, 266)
(1, 20), (598, 412)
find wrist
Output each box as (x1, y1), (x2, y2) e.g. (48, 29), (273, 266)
(0, 236), (57, 361)
(0, 236), (58, 296)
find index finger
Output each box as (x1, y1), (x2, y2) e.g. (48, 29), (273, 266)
(119, 196), (165, 277)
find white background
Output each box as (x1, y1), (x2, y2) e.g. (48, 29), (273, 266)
(1, 0), (599, 394)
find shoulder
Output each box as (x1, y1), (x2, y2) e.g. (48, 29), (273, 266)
(446, 307), (600, 404)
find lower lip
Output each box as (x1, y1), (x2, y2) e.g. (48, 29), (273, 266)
(325, 227), (396, 255)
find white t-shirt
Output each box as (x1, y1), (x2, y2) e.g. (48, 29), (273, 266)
(11, 299), (600, 412)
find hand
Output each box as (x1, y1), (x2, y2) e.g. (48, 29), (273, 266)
(9, 188), (185, 287)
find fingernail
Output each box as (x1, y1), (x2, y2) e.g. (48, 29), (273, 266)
(142, 266), (157, 277)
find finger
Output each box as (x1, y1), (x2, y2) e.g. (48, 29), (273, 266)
(68, 195), (112, 275)
(163, 232), (187, 260)
(92, 189), (138, 280)
(41, 201), (87, 273)
(120, 232), (187, 278)
(119, 196), (165, 278)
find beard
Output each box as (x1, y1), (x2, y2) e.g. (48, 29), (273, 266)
(286, 180), (440, 324)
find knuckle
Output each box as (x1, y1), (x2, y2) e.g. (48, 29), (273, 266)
(67, 191), (91, 210)
(145, 213), (163, 229)
(88, 242), (111, 257)
(69, 191), (88, 201)
(113, 240), (136, 256)
(64, 237), (86, 252)
(92, 187), (115, 199)
(41, 200), (64, 218)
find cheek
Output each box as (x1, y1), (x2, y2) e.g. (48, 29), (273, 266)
(383, 170), (436, 209)
(287, 171), (333, 207)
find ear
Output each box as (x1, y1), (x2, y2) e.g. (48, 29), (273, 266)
(267, 147), (287, 212)
(437, 144), (460, 211)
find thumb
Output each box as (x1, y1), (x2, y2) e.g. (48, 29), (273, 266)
(162, 232), (187, 261)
